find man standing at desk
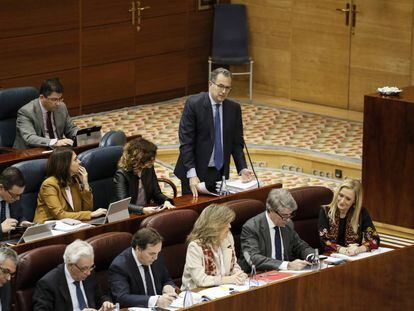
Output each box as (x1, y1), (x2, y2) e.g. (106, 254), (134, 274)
(0, 167), (30, 239)
(0, 247), (18, 311)
(174, 68), (253, 196)
(240, 189), (315, 272)
(108, 228), (177, 309)
(14, 78), (78, 149)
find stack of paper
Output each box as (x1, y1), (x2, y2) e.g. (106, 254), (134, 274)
(53, 221), (93, 232)
(216, 179), (260, 194)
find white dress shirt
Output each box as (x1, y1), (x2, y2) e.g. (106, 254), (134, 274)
(39, 100), (57, 146)
(265, 212), (289, 270)
(64, 264), (89, 311)
(131, 248), (158, 307)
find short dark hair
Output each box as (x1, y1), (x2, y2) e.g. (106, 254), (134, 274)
(210, 67), (232, 82)
(46, 147), (74, 187)
(39, 78), (64, 97)
(131, 228), (164, 250)
(0, 167), (25, 190)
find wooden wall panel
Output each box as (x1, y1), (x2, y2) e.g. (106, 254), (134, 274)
(188, 10), (213, 49)
(0, 0), (78, 39)
(81, 22), (135, 66)
(187, 47), (210, 93)
(135, 51), (187, 96)
(141, 0), (188, 17)
(0, 30), (79, 80)
(349, 0), (413, 111)
(135, 14), (188, 57)
(0, 70), (80, 115)
(82, 0), (130, 27)
(233, 0), (292, 98)
(81, 61), (135, 110)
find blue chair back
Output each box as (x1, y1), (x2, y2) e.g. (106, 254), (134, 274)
(78, 146), (123, 209)
(0, 87), (38, 147)
(211, 4), (250, 64)
(12, 158), (47, 221)
(99, 130), (127, 147)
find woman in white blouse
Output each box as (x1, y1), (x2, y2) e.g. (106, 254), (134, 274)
(181, 204), (247, 290)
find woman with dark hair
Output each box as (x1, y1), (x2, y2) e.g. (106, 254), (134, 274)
(33, 147), (107, 223)
(318, 179), (380, 256)
(113, 137), (174, 215)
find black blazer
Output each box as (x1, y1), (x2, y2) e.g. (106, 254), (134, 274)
(174, 92), (247, 184)
(108, 247), (175, 308)
(33, 264), (108, 311)
(0, 282), (11, 311)
(113, 168), (172, 214)
(0, 200), (26, 240)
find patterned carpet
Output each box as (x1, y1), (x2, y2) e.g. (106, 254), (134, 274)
(73, 97), (363, 193)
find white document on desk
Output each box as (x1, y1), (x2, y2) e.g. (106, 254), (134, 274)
(53, 221), (93, 232)
(196, 182), (219, 196)
(330, 247), (393, 261)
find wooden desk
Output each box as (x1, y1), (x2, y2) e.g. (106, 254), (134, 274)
(169, 246), (412, 310)
(363, 86), (414, 228)
(11, 183), (282, 254)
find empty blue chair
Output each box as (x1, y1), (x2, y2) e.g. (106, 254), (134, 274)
(0, 86), (38, 147)
(99, 130), (127, 147)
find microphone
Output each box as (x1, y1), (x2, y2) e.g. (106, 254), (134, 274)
(243, 138), (260, 188)
(243, 251), (253, 267)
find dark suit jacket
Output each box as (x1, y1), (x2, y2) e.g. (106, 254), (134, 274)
(113, 168), (173, 214)
(174, 92), (247, 186)
(14, 98), (78, 149)
(108, 247), (175, 308)
(0, 200), (26, 240)
(239, 212), (314, 272)
(0, 282), (11, 311)
(33, 264), (107, 311)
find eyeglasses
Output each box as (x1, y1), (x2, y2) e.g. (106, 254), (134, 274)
(0, 266), (15, 278)
(274, 210), (296, 220)
(7, 189), (21, 200)
(46, 96), (64, 103)
(73, 263), (95, 273)
(210, 80), (232, 92)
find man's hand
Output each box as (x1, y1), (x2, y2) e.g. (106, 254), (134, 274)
(189, 176), (200, 198)
(287, 259), (310, 270)
(19, 220), (34, 227)
(240, 169), (254, 182)
(157, 293), (175, 308)
(55, 138), (74, 147)
(163, 284), (178, 295)
(98, 301), (115, 311)
(143, 206), (158, 215)
(1, 218), (18, 233)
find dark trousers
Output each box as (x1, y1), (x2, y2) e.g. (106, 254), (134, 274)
(180, 167), (224, 195)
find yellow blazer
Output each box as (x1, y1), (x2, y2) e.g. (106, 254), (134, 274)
(34, 176), (93, 223)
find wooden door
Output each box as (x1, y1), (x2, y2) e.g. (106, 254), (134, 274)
(348, 0), (413, 111)
(291, 0), (351, 109)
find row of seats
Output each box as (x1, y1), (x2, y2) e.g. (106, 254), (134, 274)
(11, 186), (333, 311)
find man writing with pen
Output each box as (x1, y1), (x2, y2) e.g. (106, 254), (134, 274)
(108, 228), (178, 309)
(0, 167), (33, 240)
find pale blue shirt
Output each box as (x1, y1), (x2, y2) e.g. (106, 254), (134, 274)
(64, 264), (89, 311)
(131, 249), (158, 307)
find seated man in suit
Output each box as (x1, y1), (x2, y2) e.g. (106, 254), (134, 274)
(239, 188), (315, 272)
(0, 247), (18, 311)
(14, 78), (78, 149)
(108, 228), (177, 309)
(0, 167), (32, 239)
(33, 239), (114, 311)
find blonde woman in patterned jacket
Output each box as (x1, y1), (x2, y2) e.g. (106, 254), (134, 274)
(181, 204), (247, 290)
(318, 179), (380, 256)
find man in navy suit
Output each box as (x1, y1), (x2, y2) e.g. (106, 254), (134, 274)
(0, 167), (30, 239)
(33, 240), (114, 311)
(108, 228), (177, 309)
(0, 247), (18, 311)
(174, 68), (253, 196)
